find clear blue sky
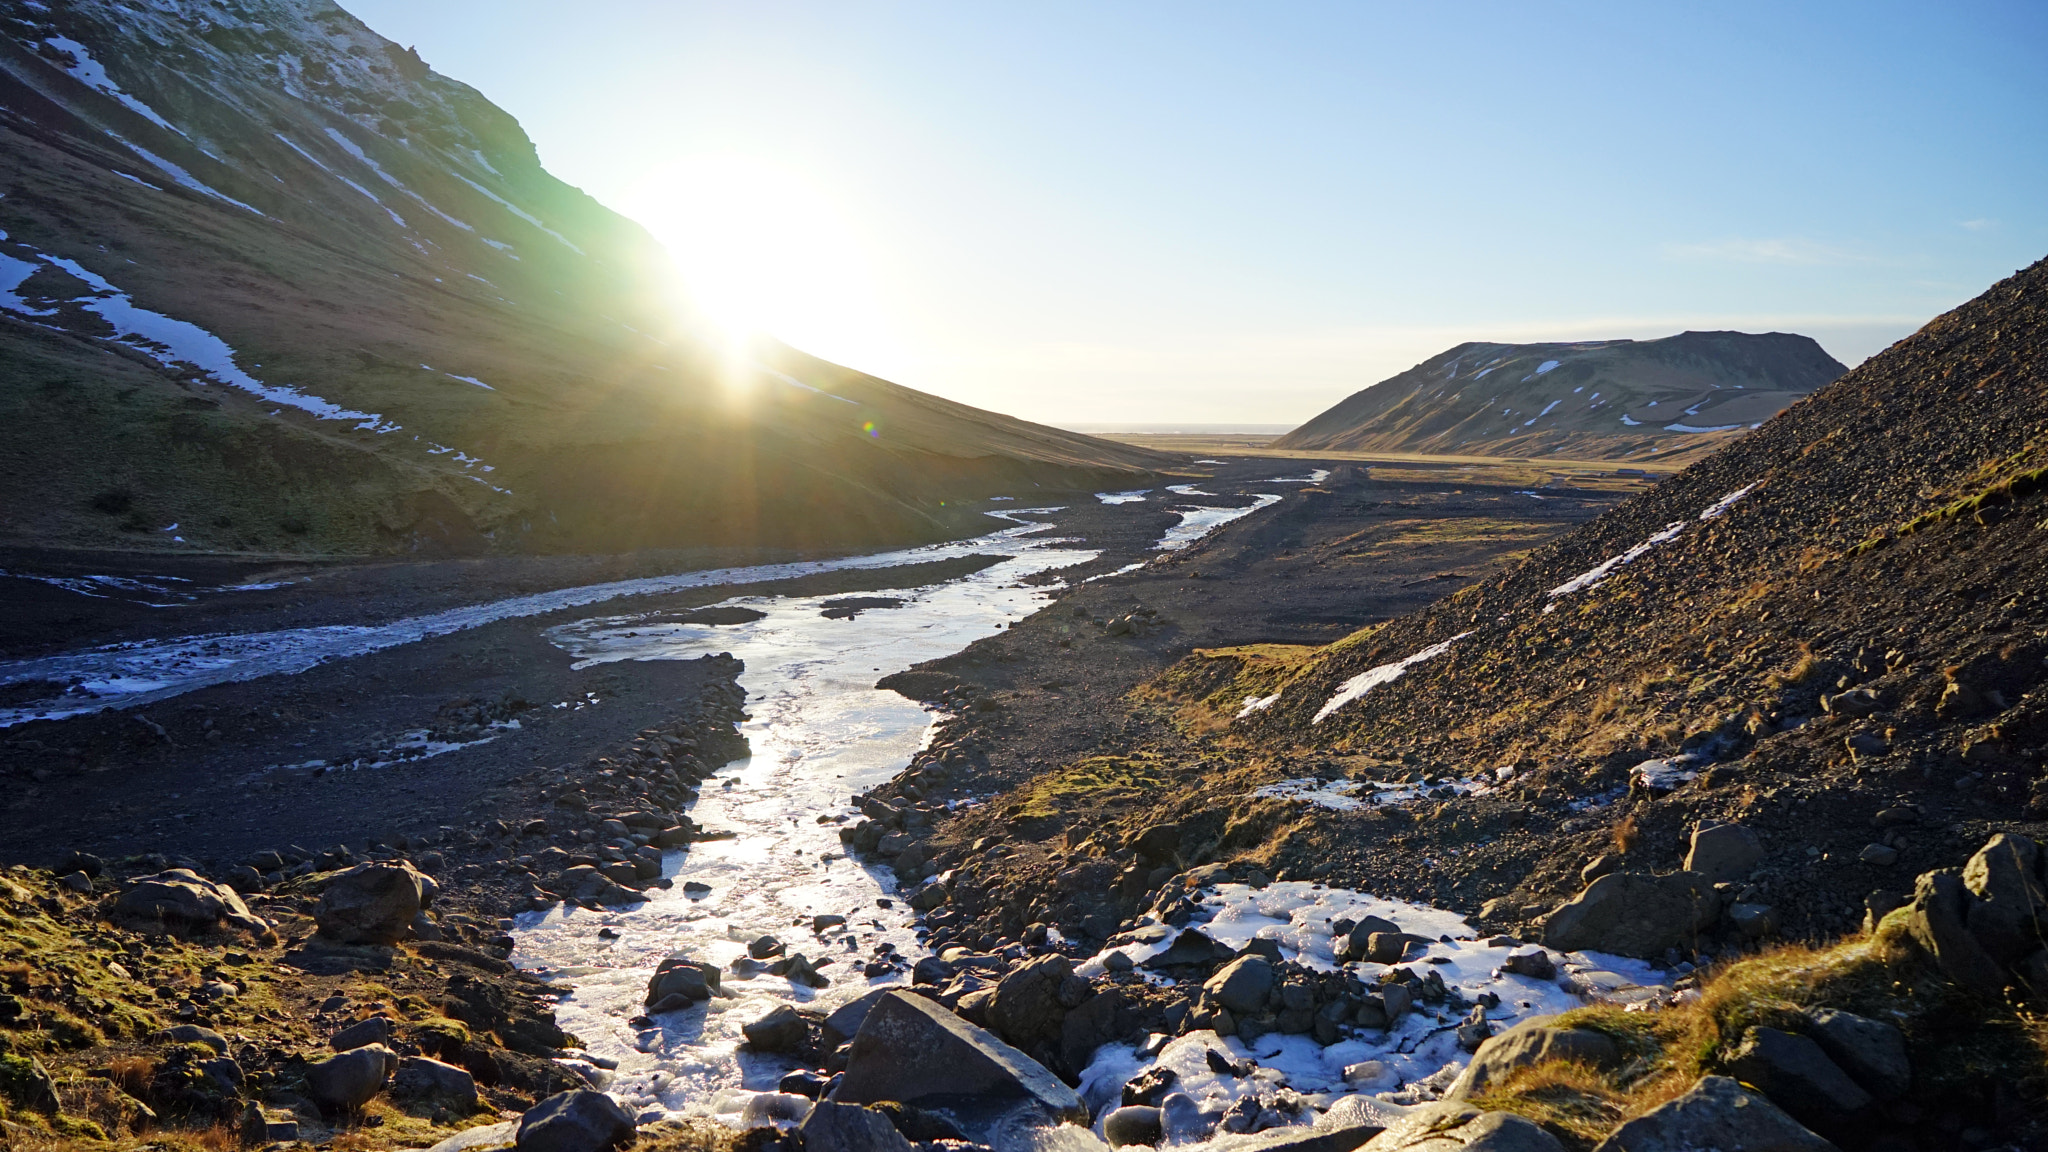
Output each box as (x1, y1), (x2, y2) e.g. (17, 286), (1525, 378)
(344, 1), (2048, 427)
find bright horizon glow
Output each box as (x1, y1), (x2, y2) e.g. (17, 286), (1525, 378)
(343, 2), (2048, 427)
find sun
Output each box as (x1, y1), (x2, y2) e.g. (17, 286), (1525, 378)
(620, 154), (894, 387)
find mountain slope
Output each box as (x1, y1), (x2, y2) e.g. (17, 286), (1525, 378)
(1276, 331), (1846, 465)
(1193, 257), (2048, 932)
(0, 0), (1168, 556)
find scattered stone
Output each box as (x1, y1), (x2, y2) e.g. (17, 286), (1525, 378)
(111, 869), (271, 936)
(1803, 1008), (1910, 1097)
(1500, 948), (1554, 980)
(515, 1089), (637, 1152)
(1122, 1065), (1178, 1107)
(644, 955), (719, 1010)
(813, 913), (848, 932)
(60, 851), (104, 878)
(1591, 1075), (1834, 1152)
(1356, 1101), (1557, 1151)
(1105, 1105), (1164, 1148)
(749, 934), (786, 959)
(1903, 869), (2007, 997)
(316, 860), (435, 945)
(1960, 833), (2046, 964)
(742, 1004), (809, 1053)
(1728, 903), (1781, 940)
(797, 1101), (914, 1152)
(779, 1069), (830, 1099)
(393, 1055), (480, 1112)
(1724, 1026), (1872, 1135)
(158, 1023), (228, 1053)
(1203, 954), (1275, 1015)
(1542, 871), (1719, 957)
(1857, 844), (1898, 866)
(1683, 823), (1764, 883)
(240, 1102), (300, 1146)
(1446, 1016), (1622, 1100)
(330, 1017), (395, 1051)
(58, 870), (92, 893)
(305, 1043), (397, 1113)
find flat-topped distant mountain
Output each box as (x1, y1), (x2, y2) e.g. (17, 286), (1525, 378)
(1276, 331), (1848, 465)
(0, 0), (1168, 556)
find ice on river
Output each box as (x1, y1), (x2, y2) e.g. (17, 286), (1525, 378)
(1156, 495), (1283, 551)
(513, 534), (1105, 1116)
(0, 511), (1069, 728)
(1096, 490), (1151, 504)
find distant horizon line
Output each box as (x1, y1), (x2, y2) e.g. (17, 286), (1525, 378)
(1056, 422), (1297, 435)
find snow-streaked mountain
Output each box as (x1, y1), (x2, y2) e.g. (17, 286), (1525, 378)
(0, 0), (1166, 555)
(1277, 331), (1847, 465)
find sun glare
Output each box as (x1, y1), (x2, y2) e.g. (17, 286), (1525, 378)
(621, 155), (895, 393)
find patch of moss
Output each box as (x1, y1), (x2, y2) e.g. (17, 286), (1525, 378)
(1013, 755), (1174, 818)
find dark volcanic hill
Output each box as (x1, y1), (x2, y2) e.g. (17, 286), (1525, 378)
(0, 0), (1168, 557)
(1276, 330), (1847, 465)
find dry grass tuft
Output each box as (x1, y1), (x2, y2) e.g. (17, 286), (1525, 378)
(1765, 642), (1819, 688)
(1611, 815), (1640, 855)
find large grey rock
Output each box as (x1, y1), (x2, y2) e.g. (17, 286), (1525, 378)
(317, 861), (433, 945)
(1904, 869), (2008, 997)
(515, 1089), (636, 1152)
(1203, 955), (1275, 1015)
(823, 988), (894, 1046)
(1961, 833), (2047, 965)
(394, 1056), (480, 1112)
(1592, 1076), (1837, 1152)
(1357, 1102), (1561, 1151)
(1542, 871), (1719, 958)
(305, 1043), (397, 1112)
(799, 1101), (914, 1152)
(111, 869), (271, 936)
(1804, 1008), (1910, 1097)
(1444, 1016), (1622, 1100)
(1723, 1027), (1872, 1136)
(831, 990), (1087, 1123)
(1683, 822), (1764, 883)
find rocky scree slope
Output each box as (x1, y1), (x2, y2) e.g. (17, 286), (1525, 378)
(1277, 331), (1845, 466)
(0, 0), (1167, 556)
(1200, 258), (2048, 939)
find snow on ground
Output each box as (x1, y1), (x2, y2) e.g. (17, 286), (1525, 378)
(1618, 415), (1641, 426)
(445, 373), (494, 390)
(1312, 634), (1471, 724)
(1543, 522), (1685, 605)
(109, 134), (261, 214)
(450, 173), (586, 254)
(1259, 470), (1331, 484)
(1074, 881), (1670, 1124)
(45, 36), (182, 134)
(1096, 490), (1150, 504)
(1697, 484), (1756, 520)
(274, 134), (406, 226)
(1234, 693), (1279, 719)
(0, 241), (397, 431)
(1253, 767), (1509, 811)
(1167, 484), (1215, 496)
(1534, 360), (1560, 374)
(1663, 423), (1744, 434)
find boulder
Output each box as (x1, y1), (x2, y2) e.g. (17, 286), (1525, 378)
(1121, 1066), (1178, 1107)
(1903, 869), (2007, 997)
(1444, 1016), (1622, 1100)
(515, 1089), (637, 1152)
(1133, 824), (1183, 863)
(832, 990), (1087, 1123)
(1591, 1075), (1836, 1152)
(394, 1056), (480, 1112)
(644, 955), (719, 1009)
(1500, 948), (1554, 980)
(316, 861), (432, 945)
(1803, 1008), (1910, 1097)
(330, 1017), (395, 1051)
(1682, 822), (1764, 883)
(986, 955), (1081, 1049)
(1542, 871), (1719, 958)
(1104, 1105), (1163, 1147)
(1203, 955), (1275, 1015)
(1960, 833), (2047, 964)
(111, 869), (271, 936)
(158, 1023), (228, 1053)
(742, 1004), (809, 1053)
(823, 988), (894, 1047)
(1231, 1124), (1387, 1152)
(798, 1101), (914, 1152)
(1723, 1027), (1872, 1136)
(305, 1043), (397, 1112)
